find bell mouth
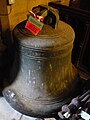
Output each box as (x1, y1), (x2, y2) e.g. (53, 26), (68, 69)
(3, 76), (81, 118)
(2, 89), (71, 117)
(2, 89), (24, 109)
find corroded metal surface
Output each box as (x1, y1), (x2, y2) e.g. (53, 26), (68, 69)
(3, 19), (80, 117)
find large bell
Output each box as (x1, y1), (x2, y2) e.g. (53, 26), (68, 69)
(3, 7), (80, 118)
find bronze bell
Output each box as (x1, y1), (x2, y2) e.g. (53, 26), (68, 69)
(3, 6), (80, 117)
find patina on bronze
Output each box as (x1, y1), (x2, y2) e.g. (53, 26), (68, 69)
(3, 6), (80, 118)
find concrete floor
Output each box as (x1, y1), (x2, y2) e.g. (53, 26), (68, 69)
(0, 97), (56, 120)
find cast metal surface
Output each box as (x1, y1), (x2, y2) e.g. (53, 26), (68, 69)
(3, 20), (80, 117)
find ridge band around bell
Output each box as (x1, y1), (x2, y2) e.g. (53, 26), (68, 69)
(3, 16), (80, 117)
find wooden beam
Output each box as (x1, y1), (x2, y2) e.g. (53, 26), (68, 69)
(0, 0), (12, 49)
(0, 0), (10, 32)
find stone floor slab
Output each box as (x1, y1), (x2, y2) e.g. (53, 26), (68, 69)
(0, 97), (22, 120)
(0, 97), (56, 120)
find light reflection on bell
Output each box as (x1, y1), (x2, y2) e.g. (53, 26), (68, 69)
(3, 18), (81, 117)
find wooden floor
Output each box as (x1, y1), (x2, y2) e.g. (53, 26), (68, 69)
(0, 97), (56, 120)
